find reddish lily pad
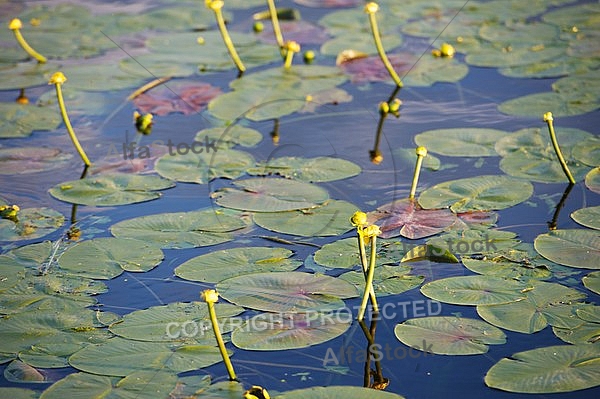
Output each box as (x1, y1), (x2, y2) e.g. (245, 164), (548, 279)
(0, 147), (72, 175)
(367, 198), (457, 239)
(339, 53), (417, 84)
(133, 80), (222, 116)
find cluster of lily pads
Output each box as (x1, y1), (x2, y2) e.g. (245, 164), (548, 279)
(1, 0), (600, 398)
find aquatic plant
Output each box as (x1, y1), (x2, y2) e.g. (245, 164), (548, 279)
(48, 72), (91, 167)
(8, 18), (47, 63)
(543, 112), (576, 184)
(351, 211), (380, 321)
(283, 40), (301, 69)
(205, 0), (246, 74)
(364, 2), (402, 87)
(201, 289), (237, 381)
(409, 146), (427, 199)
(266, 0), (285, 48)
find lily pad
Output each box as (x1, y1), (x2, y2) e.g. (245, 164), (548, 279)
(68, 337), (224, 377)
(4, 360), (46, 383)
(572, 136), (600, 167)
(174, 247), (301, 283)
(39, 371), (178, 399)
(403, 57), (469, 87)
(339, 265), (424, 296)
(49, 173), (175, 206)
(534, 229), (600, 269)
(277, 386), (405, 398)
(426, 229), (520, 256)
(253, 200), (356, 237)
(461, 247), (552, 281)
(213, 177), (329, 212)
(498, 91), (600, 117)
(110, 208), (249, 249)
(133, 80), (222, 116)
(586, 168), (600, 194)
(217, 272), (358, 313)
(231, 311), (351, 350)
(0, 61), (58, 90)
(0, 207), (64, 242)
(571, 206), (600, 230)
(0, 102), (61, 138)
(414, 128), (509, 157)
(247, 156), (361, 183)
(394, 147), (441, 171)
(420, 275), (529, 305)
(155, 149), (255, 184)
(58, 238), (164, 279)
(0, 147), (72, 175)
(484, 344), (600, 393)
(394, 316), (506, 355)
(0, 388), (37, 399)
(195, 125), (263, 149)
(418, 175), (534, 213)
(337, 53), (415, 84)
(583, 271), (600, 295)
(311, 237), (404, 270)
(367, 198), (457, 239)
(477, 281), (587, 333)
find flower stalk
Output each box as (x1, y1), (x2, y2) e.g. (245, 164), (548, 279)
(543, 112), (575, 184)
(206, 1), (246, 74)
(364, 3), (402, 87)
(202, 289), (237, 381)
(266, 0), (285, 48)
(9, 18), (47, 63)
(357, 224), (381, 321)
(283, 40), (300, 69)
(409, 146), (427, 199)
(351, 211), (379, 321)
(49, 72), (91, 167)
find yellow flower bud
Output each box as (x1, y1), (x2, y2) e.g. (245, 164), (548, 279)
(201, 289), (219, 303)
(9, 18), (23, 30)
(416, 146), (427, 157)
(440, 43), (455, 57)
(363, 224), (381, 238)
(543, 112), (553, 122)
(351, 211), (368, 227)
(49, 72), (67, 85)
(365, 2), (379, 14)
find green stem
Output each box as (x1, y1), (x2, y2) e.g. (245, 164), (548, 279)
(358, 234), (379, 321)
(545, 113), (575, 184)
(356, 230), (378, 309)
(212, 6), (246, 73)
(367, 12), (402, 87)
(13, 29), (46, 63)
(54, 84), (91, 167)
(284, 49), (294, 69)
(266, 0), (284, 48)
(207, 301), (237, 381)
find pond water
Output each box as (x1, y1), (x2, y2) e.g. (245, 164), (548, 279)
(1, 0), (600, 398)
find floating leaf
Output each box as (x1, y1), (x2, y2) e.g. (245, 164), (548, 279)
(311, 237), (403, 270)
(109, 302), (244, 343)
(217, 272), (358, 313)
(338, 53), (415, 84)
(535, 229), (600, 269)
(49, 174), (175, 206)
(58, 238), (163, 279)
(426, 229), (520, 256)
(461, 248), (552, 281)
(394, 316), (506, 355)
(477, 281), (587, 333)
(0, 388), (37, 399)
(420, 275), (529, 305)
(403, 57), (468, 87)
(213, 178), (329, 212)
(414, 128), (509, 157)
(133, 80), (222, 116)
(175, 247), (301, 283)
(195, 125), (263, 149)
(394, 147), (441, 171)
(572, 136), (600, 167)
(253, 200), (356, 237)
(586, 168), (600, 194)
(571, 206), (600, 230)
(0, 147), (72, 175)
(0, 103), (61, 138)
(485, 344), (600, 393)
(247, 156), (361, 183)
(68, 337), (224, 377)
(498, 91), (599, 117)
(4, 360), (46, 383)
(0, 62), (57, 90)
(0, 206), (64, 242)
(339, 265), (424, 296)
(278, 386), (405, 398)
(418, 175), (534, 213)
(367, 198), (457, 239)
(110, 209), (249, 249)
(231, 311), (351, 350)
(155, 149), (255, 184)
(583, 271), (600, 295)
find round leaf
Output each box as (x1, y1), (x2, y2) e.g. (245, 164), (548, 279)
(247, 156), (361, 183)
(414, 128), (509, 157)
(420, 275), (529, 305)
(571, 206), (600, 230)
(535, 229), (600, 269)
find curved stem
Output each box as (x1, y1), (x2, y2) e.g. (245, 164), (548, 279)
(545, 114), (575, 184)
(357, 230), (377, 307)
(13, 29), (46, 63)
(367, 12), (402, 87)
(266, 0), (284, 48)
(207, 301), (237, 381)
(358, 234), (379, 321)
(54, 84), (91, 167)
(212, 7), (246, 73)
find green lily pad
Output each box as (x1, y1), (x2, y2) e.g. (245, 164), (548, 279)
(110, 208), (249, 249)
(553, 321), (600, 345)
(498, 56), (598, 79)
(311, 237), (404, 270)
(418, 175), (534, 213)
(339, 265), (424, 296)
(0, 256), (27, 292)
(466, 41), (566, 68)
(420, 275), (529, 305)
(231, 311), (351, 351)
(484, 344), (600, 393)
(0, 147), (72, 175)
(535, 229), (600, 269)
(426, 229), (520, 256)
(253, 200), (356, 237)
(367, 198), (457, 239)
(58, 238), (163, 279)
(155, 149), (255, 184)
(572, 136), (600, 167)
(461, 247), (552, 281)
(571, 206), (600, 230)
(247, 156), (361, 183)
(277, 386), (405, 398)
(109, 301), (244, 344)
(395, 316), (506, 355)
(403, 56), (468, 87)
(0, 206), (64, 242)
(208, 66), (347, 121)
(175, 247), (301, 283)
(414, 128), (509, 157)
(0, 61), (58, 90)
(583, 271), (600, 295)
(213, 177), (329, 212)
(217, 272), (358, 313)
(498, 91), (600, 117)
(477, 281), (587, 333)
(394, 147), (441, 171)
(68, 337), (224, 377)
(39, 371), (178, 399)
(195, 125), (263, 149)
(586, 168), (600, 194)
(0, 388), (37, 399)
(18, 341), (91, 369)
(0, 102), (61, 138)
(49, 173), (175, 206)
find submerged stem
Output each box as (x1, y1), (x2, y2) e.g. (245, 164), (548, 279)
(365, 3), (402, 87)
(544, 112), (575, 184)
